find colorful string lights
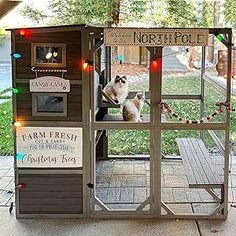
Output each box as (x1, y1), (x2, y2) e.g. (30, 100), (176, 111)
(18, 183), (25, 190)
(11, 53), (21, 59)
(83, 62), (89, 70)
(151, 59), (162, 71)
(19, 29), (26, 36)
(16, 153), (24, 160)
(12, 88), (19, 94)
(9, 202), (13, 214)
(13, 121), (22, 127)
(17, 29), (32, 38)
(82, 60), (93, 70)
(216, 34), (223, 42)
(46, 52), (53, 59)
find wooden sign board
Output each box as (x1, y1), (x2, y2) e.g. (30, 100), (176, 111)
(104, 28), (209, 46)
(16, 127), (82, 168)
(30, 76), (70, 92)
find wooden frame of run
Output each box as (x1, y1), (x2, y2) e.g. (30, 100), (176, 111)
(9, 25), (232, 219)
(90, 27), (232, 219)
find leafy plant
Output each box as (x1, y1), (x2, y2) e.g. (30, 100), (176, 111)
(0, 28), (7, 46)
(0, 100), (14, 155)
(19, 0), (215, 27)
(19, 5), (47, 24)
(225, 0), (236, 27)
(20, 0), (121, 26)
(161, 0), (199, 27)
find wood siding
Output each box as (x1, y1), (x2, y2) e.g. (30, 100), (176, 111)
(14, 30), (82, 122)
(19, 174), (83, 214)
(16, 83), (82, 121)
(15, 31), (82, 79)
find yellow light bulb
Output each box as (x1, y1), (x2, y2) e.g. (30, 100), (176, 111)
(53, 52), (58, 57)
(14, 121), (22, 127)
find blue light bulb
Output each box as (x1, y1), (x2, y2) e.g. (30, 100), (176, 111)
(11, 53), (22, 59)
(16, 152), (24, 160)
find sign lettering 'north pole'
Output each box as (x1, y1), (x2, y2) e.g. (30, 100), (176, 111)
(16, 127), (82, 168)
(30, 76), (70, 92)
(104, 28), (209, 46)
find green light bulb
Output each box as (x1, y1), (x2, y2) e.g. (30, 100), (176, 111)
(216, 35), (223, 42)
(12, 88), (19, 94)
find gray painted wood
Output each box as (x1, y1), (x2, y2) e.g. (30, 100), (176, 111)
(19, 174), (83, 214)
(15, 83), (82, 121)
(223, 30), (233, 215)
(102, 114), (150, 122)
(102, 114), (166, 122)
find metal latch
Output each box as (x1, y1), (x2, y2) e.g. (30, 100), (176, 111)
(87, 183), (94, 188)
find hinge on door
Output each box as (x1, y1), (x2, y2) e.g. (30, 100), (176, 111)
(87, 183), (94, 188)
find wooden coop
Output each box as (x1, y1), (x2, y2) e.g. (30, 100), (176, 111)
(9, 25), (233, 219)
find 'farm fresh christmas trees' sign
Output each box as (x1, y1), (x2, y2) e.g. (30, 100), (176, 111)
(16, 127), (82, 168)
(104, 28), (209, 46)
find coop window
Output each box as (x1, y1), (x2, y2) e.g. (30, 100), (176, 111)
(32, 93), (67, 116)
(31, 43), (66, 67)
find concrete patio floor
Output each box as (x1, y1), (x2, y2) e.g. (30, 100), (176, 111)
(1, 156), (236, 235)
(95, 157), (234, 215)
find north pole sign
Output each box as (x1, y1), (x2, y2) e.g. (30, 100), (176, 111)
(104, 28), (209, 46)
(16, 127), (82, 168)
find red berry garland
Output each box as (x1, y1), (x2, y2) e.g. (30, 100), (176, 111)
(158, 101), (235, 124)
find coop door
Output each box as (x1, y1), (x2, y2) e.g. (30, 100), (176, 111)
(90, 44), (154, 216)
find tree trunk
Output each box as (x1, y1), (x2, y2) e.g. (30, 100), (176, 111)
(212, 0), (225, 63)
(108, 0), (120, 26)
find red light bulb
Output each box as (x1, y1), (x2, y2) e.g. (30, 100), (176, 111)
(151, 59), (162, 71)
(18, 183), (25, 190)
(152, 60), (158, 68)
(83, 62), (88, 70)
(18, 29), (32, 38)
(19, 29), (26, 36)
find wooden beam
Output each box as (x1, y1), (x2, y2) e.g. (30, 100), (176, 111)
(136, 196), (150, 211)
(90, 39), (104, 54)
(126, 92), (201, 100)
(204, 188), (221, 203)
(94, 197), (109, 212)
(161, 122), (227, 130)
(210, 203), (225, 216)
(0, 1), (22, 19)
(207, 130), (225, 154)
(161, 202), (175, 215)
(203, 73), (227, 96)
